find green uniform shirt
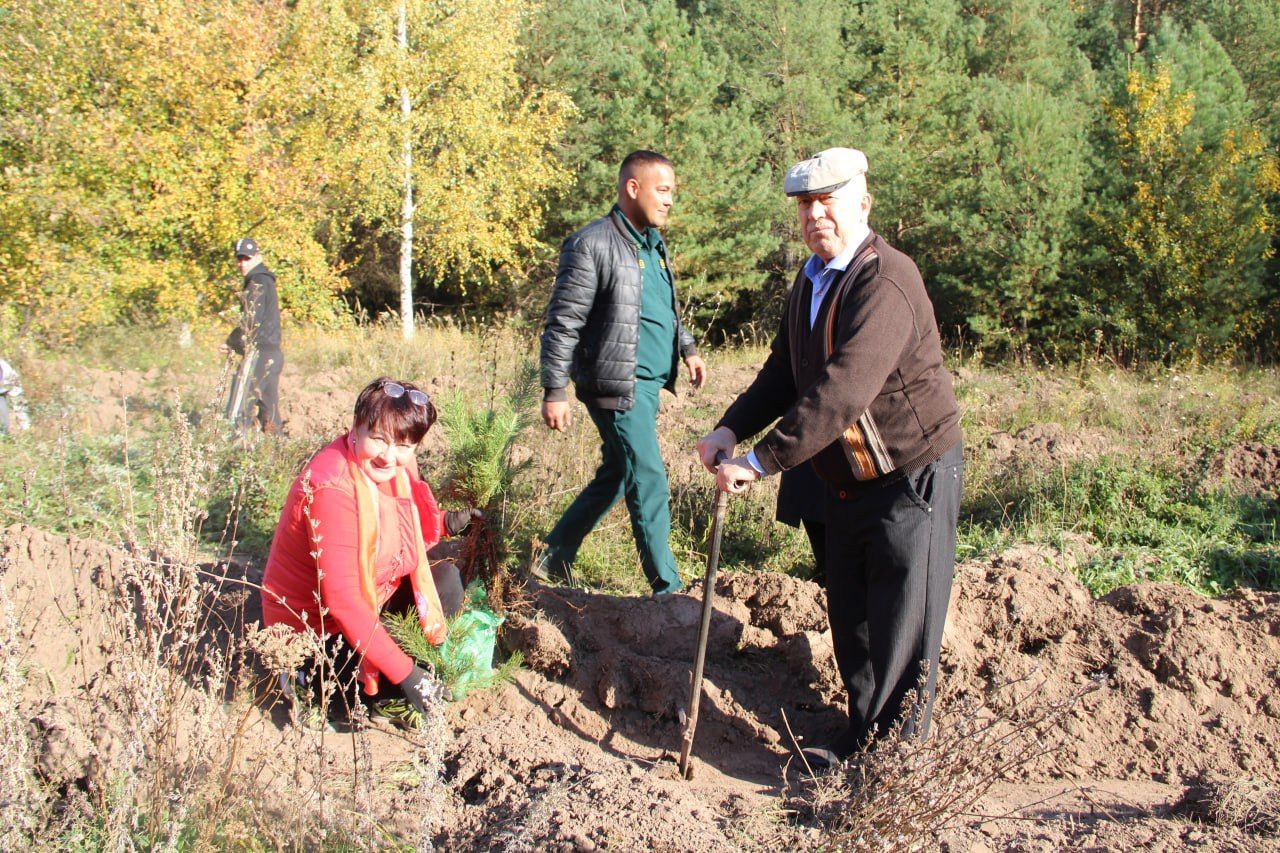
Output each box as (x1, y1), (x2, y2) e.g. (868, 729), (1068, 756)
(615, 205), (676, 383)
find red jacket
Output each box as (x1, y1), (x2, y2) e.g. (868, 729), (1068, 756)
(262, 436), (446, 685)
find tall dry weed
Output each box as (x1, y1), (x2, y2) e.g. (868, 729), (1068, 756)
(79, 404), (272, 846)
(755, 673), (1099, 850)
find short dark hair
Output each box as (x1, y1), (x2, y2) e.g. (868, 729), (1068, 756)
(619, 150), (673, 181)
(352, 377), (436, 444)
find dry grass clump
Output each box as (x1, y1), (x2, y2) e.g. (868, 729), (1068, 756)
(1179, 777), (1280, 835)
(756, 674), (1099, 851)
(1215, 780), (1280, 834)
(1208, 778), (1280, 834)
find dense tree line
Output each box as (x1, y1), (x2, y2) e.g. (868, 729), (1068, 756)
(1, 0), (1277, 358)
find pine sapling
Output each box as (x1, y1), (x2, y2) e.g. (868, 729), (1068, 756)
(438, 362), (539, 611)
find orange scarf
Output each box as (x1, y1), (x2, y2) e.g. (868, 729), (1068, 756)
(346, 451), (447, 695)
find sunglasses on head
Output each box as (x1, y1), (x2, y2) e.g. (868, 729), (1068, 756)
(381, 381), (430, 408)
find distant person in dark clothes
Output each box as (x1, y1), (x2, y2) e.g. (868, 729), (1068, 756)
(698, 148), (963, 770)
(777, 462), (826, 586)
(538, 150), (707, 595)
(222, 237), (284, 432)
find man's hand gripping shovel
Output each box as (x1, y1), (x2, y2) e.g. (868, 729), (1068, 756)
(678, 451), (743, 780)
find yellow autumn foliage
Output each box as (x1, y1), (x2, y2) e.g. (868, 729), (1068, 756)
(0, 0), (571, 340)
(348, 0), (575, 286)
(1097, 65), (1278, 354)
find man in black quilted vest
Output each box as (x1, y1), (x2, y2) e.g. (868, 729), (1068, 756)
(539, 151), (707, 595)
(697, 148), (963, 769)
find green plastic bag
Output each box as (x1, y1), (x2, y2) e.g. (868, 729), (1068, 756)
(439, 584), (503, 698)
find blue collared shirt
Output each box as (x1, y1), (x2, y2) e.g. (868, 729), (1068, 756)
(744, 224), (871, 476)
(802, 223), (871, 329)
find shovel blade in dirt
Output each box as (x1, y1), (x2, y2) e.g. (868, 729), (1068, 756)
(678, 482), (731, 781)
(224, 345), (258, 428)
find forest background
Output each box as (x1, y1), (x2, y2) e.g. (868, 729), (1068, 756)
(2, 0), (1279, 360)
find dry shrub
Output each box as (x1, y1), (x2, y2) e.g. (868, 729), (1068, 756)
(95, 553), (255, 846)
(1179, 777), (1280, 835)
(761, 673), (1099, 850)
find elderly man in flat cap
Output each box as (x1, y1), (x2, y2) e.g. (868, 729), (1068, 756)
(697, 148), (963, 769)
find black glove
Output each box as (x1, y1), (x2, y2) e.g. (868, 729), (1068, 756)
(395, 663), (442, 716)
(445, 507), (483, 536)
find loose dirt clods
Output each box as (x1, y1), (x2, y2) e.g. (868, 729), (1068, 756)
(7, 521), (1280, 848)
(1211, 442), (1280, 498)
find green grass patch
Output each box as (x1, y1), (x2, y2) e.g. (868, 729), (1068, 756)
(0, 422), (146, 537)
(670, 477), (812, 580)
(963, 452), (1280, 596)
(6, 323), (1280, 610)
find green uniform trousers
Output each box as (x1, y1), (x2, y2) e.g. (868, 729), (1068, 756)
(544, 379), (682, 594)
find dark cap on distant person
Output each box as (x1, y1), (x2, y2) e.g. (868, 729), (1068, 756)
(784, 148), (869, 197)
(234, 237), (260, 259)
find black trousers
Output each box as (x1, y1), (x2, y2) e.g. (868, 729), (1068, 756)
(253, 348), (284, 433)
(801, 519), (827, 587)
(777, 462), (828, 586)
(823, 444), (963, 754)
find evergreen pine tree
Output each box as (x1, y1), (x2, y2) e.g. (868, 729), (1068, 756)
(932, 0), (1098, 349)
(699, 0), (867, 320)
(522, 0), (775, 332)
(840, 0), (980, 338)
(1145, 0), (1280, 139)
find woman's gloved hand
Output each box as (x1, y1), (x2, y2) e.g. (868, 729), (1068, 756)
(395, 663), (443, 716)
(444, 507), (484, 536)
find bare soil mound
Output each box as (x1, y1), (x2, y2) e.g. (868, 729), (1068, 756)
(6, 523), (1280, 847)
(506, 552), (1280, 793)
(278, 366), (353, 439)
(984, 422), (1113, 466)
(23, 361), (158, 432)
(505, 572), (841, 770)
(3, 524), (128, 693)
(1209, 443), (1280, 498)
(3, 525), (258, 791)
(945, 546), (1280, 782)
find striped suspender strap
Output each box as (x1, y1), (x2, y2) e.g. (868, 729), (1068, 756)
(822, 240), (894, 481)
(822, 240), (880, 357)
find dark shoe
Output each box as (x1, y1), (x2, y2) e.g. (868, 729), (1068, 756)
(829, 725), (866, 758)
(531, 554), (577, 588)
(799, 746), (844, 774)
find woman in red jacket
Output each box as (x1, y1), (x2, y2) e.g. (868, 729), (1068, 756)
(262, 377), (479, 723)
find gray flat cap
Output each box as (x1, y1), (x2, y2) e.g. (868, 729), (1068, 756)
(784, 148), (868, 197)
